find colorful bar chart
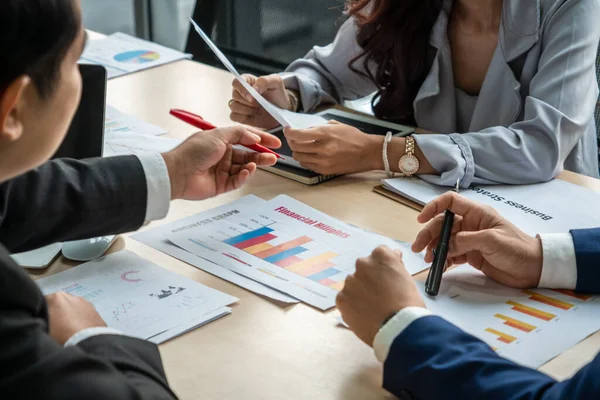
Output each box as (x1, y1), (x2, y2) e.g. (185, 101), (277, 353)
(494, 314), (536, 333)
(523, 290), (574, 310)
(485, 328), (517, 344)
(253, 236), (312, 259)
(552, 289), (593, 301)
(224, 227), (274, 246)
(507, 301), (556, 321)
(221, 227), (344, 291)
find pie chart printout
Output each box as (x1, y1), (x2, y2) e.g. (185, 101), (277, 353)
(114, 50), (161, 64)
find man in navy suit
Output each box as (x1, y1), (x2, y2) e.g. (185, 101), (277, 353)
(337, 192), (600, 399)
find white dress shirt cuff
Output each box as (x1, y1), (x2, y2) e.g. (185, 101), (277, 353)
(64, 327), (125, 347)
(538, 233), (577, 289)
(136, 153), (171, 221)
(373, 307), (433, 362)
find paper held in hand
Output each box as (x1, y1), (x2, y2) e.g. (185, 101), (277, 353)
(189, 19), (328, 130)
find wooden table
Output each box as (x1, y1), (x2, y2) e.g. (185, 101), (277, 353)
(33, 58), (600, 400)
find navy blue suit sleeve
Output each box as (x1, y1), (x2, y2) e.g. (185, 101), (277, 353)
(383, 316), (600, 400)
(570, 228), (600, 293)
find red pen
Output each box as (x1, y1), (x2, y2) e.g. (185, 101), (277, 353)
(169, 109), (282, 159)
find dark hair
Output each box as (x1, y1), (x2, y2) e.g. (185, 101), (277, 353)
(0, 0), (80, 98)
(346, 0), (444, 124)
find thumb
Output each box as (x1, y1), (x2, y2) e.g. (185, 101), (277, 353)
(449, 231), (491, 258)
(253, 75), (281, 94)
(215, 126), (261, 146)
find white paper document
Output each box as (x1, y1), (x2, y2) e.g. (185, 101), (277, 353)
(189, 19), (327, 130)
(382, 178), (600, 235)
(105, 106), (168, 136)
(132, 196), (300, 304)
(81, 33), (191, 79)
(421, 265), (600, 368)
(163, 195), (428, 310)
(37, 251), (237, 343)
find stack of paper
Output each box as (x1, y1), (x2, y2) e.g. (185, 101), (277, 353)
(37, 251), (237, 344)
(81, 33), (191, 79)
(103, 106), (182, 157)
(416, 265), (600, 368)
(381, 178), (600, 235)
(133, 195), (429, 310)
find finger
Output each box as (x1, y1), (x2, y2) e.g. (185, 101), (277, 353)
(283, 127), (326, 142)
(327, 120), (341, 125)
(230, 112), (253, 125)
(412, 215), (463, 253)
(292, 152), (326, 167)
(288, 139), (320, 153)
(448, 255), (468, 266)
(232, 75), (258, 103)
(243, 126), (282, 149)
(230, 101), (260, 117)
(447, 231), (491, 258)
(253, 74), (284, 94)
(231, 148), (277, 167)
(215, 126), (261, 146)
(232, 90), (259, 108)
(418, 192), (493, 224)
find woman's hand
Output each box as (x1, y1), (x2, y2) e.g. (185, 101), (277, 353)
(283, 121), (382, 175)
(412, 192), (543, 288)
(229, 74), (292, 129)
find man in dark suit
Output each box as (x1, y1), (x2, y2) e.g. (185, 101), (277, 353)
(0, 0), (280, 398)
(337, 192), (600, 399)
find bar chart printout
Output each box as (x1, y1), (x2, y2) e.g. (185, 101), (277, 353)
(165, 195), (409, 310)
(223, 227), (345, 292)
(420, 265), (600, 368)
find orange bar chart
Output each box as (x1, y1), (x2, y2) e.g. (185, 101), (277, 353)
(244, 242), (273, 254)
(552, 289), (593, 301)
(253, 236), (312, 259)
(286, 252), (338, 275)
(523, 290), (574, 310)
(494, 314), (536, 333)
(485, 328), (517, 344)
(507, 301), (555, 321)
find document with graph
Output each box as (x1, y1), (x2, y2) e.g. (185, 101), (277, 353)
(420, 265), (600, 368)
(166, 195), (427, 310)
(37, 251), (237, 343)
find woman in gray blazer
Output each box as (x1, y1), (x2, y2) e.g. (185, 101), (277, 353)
(230, 0), (600, 186)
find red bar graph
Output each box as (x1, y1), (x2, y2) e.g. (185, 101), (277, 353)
(233, 233), (277, 250)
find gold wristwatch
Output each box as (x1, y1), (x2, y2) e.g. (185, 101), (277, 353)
(398, 136), (419, 177)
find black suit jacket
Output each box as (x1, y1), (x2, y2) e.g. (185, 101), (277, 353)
(0, 156), (178, 399)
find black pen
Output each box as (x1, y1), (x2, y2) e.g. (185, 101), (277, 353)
(425, 179), (460, 296)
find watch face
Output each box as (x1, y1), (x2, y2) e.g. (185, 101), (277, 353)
(399, 155), (419, 173)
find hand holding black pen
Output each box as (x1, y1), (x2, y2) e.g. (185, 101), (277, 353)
(425, 179), (460, 296)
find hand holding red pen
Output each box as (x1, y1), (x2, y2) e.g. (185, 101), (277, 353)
(161, 124), (281, 201)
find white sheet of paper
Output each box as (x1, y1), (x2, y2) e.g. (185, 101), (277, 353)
(37, 251), (237, 340)
(105, 106), (168, 136)
(81, 33), (191, 79)
(382, 178), (600, 236)
(104, 132), (182, 157)
(148, 307), (232, 344)
(132, 195), (300, 304)
(165, 195), (429, 310)
(420, 265), (600, 368)
(189, 19), (327, 130)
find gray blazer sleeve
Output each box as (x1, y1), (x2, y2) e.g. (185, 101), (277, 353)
(417, 0), (600, 186)
(281, 18), (377, 112)
(0, 156), (148, 253)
